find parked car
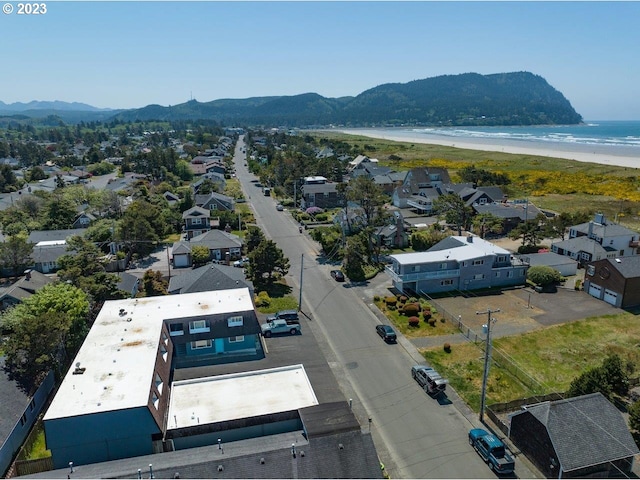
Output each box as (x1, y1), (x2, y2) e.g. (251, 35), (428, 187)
(276, 203), (284, 211)
(266, 310), (299, 325)
(376, 324), (397, 343)
(468, 428), (515, 474)
(330, 270), (345, 282)
(233, 257), (249, 268)
(261, 319), (301, 337)
(411, 365), (448, 396)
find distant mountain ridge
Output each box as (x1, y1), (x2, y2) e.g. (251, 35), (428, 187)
(114, 72), (583, 126)
(2, 72), (583, 126)
(0, 100), (113, 112)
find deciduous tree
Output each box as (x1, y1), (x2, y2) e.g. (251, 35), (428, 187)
(0, 233), (34, 278)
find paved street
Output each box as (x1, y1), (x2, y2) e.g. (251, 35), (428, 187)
(233, 136), (539, 479)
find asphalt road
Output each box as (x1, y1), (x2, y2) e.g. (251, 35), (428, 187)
(234, 137), (534, 479)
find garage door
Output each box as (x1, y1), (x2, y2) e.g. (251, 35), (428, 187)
(604, 289), (618, 306)
(588, 283), (602, 298)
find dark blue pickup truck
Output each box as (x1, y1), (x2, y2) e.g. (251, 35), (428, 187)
(468, 428), (515, 474)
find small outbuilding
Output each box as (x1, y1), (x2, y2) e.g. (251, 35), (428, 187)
(509, 392), (639, 478)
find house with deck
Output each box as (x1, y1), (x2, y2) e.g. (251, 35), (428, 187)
(386, 235), (528, 294)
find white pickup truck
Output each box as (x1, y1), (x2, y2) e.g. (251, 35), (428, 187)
(261, 319), (301, 338)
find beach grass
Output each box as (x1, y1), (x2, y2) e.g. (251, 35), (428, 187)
(313, 131), (640, 229)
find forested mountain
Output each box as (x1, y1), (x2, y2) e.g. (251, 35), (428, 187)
(3, 72), (582, 126)
(114, 72), (582, 126)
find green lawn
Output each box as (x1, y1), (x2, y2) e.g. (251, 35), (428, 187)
(422, 312), (640, 411)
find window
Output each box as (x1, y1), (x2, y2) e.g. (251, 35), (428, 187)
(497, 255), (507, 263)
(189, 320), (209, 333)
(472, 259), (484, 266)
(229, 336), (245, 343)
(462, 261), (468, 267)
(473, 274), (485, 280)
(440, 279), (453, 286)
(191, 339), (212, 350)
(410, 265), (420, 273)
(169, 323), (184, 336)
(152, 392), (160, 410)
(29, 399), (35, 411)
(587, 265), (595, 276)
(155, 373), (164, 395)
(495, 272), (500, 277)
(507, 271), (513, 278)
(160, 343), (168, 362)
(227, 316), (243, 327)
(20, 413), (27, 426)
(520, 270), (525, 276)
(191, 217), (202, 225)
(210, 204), (217, 210)
(440, 263), (447, 270)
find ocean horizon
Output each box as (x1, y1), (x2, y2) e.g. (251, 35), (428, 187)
(336, 120), (640, 168)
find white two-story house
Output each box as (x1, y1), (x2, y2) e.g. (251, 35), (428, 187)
(386, 235), (528, 295)
(551, 213), (640, 266)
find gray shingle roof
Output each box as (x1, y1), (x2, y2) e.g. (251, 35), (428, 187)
(0, 357), (32, 447)
(552, 237), (611, 256)
(522, 392), (639, 473)
(168, 264), (252, 295)
(190, 230), (243, 249)
(601, 255), (640, 279)
(28, 229), (86, 243)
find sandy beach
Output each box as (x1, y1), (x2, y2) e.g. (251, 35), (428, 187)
(333, 128), (640, 169)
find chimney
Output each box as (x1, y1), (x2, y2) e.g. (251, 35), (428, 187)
(24, 269), (31, 280)
(467, 235), (473, 243)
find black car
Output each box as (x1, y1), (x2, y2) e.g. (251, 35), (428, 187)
(376, 324), (397, 343)
(330, 270), (345, 282)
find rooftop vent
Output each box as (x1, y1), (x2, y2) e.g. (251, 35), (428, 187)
(338, 443), (344, 450)
(72, 362), (86, 375)
(217, 465), (224, 472)
(260, 458), (265, 465)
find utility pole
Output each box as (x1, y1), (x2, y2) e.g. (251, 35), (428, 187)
(166, 243), (171, 281)
(298, 254), (304, 312)
(476, 308), (499, 423)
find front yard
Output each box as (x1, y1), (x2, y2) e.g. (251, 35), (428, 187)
(373, 295), (459, 338)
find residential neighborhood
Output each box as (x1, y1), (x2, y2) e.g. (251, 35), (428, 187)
(0, 123), (640, 480)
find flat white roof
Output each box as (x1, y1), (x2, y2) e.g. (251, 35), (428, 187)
(44, 288), (254, 421)
(167, 364), (318, 430)
(390, 236), (511, 265)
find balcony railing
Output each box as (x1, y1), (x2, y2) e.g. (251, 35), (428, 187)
(385, 265), (460, 283)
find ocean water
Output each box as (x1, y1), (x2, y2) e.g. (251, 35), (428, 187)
(339, 121), (640, 167)
(407, 121), (640, 150)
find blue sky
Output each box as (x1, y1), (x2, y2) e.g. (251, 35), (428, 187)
(1, 1), (638, 120)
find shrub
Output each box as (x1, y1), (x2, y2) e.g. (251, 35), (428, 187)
(443, 343), (451, 353)
(408, 297), (418, 303)
(385, 296), (397, 306)
(574, 279), (582, 291)
(428, 318), (437, 327)
(373, 295), (381, 302)
(401, 303), (420, 317)
(528, 265), (564, 286)
(254, 291), (271, 308)
(399, 296), (408, 304)
(423, 310), (432, 321)
(408, 316), (420, 327)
